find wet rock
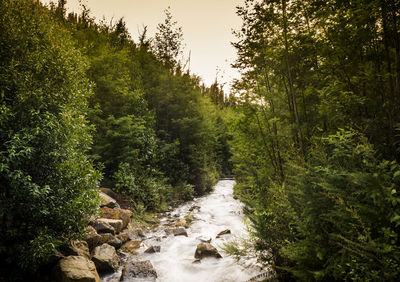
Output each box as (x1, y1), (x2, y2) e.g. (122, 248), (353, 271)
(196, 236), (212, 243)
(101, 207), (131, 229)
(64, 240), (90, 259)
(120, 259), (157, 281)
(52, 256), (100, 282)
(144, 245), (161, 253)
(192, 259), (201, 264)
(100, 192), (120, 209)
(189, 205), (200, 211)
(216, 229), (231, 238)
(173, 228), (187, 237)
(92, 220), (115, 235)
(165, 227), (188, 237)
(95, 218), (123, 234)
(121, 241), (141, 254)
(92, 243), (120, 273)
(174, 228), (188, 237)
(194, 243), (222, 259)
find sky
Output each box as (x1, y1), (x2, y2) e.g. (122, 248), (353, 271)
(41, 0), (244, 93)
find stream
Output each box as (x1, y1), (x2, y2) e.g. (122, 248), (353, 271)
(104, 179), (264, 282)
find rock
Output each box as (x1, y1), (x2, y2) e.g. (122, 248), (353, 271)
(85, 226), (104, 251)
(173, 228), (188, 237)
(101, 207), (131, 229)
(144, 245), (161, 253)
(91, 243), (120, 273)
(92, 220), (115, 235)
(196, 236), (212, 243)
(107, 235), (123, 249)
(216, 229), (231, 238)
(136, 228), (145, 238)
(175, 219), (189, 228)
(120, 259), (157, 281)
(194, 243), (222, 259)
(52, 256), (100, 282)
(189, 205), (200, 211)
(192, 259), (201, 264)
(99, 233), (114, 244)
(99, 188), (119, 200)
(117, 229), (140, 244)
(121, 241), (141, 254)
(165, 227), (188, 237)
(100, 192), (120, 209)
(95, 218), (123, 234)
(64, 240), (90, 259)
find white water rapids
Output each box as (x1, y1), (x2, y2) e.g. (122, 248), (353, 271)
(104, 180), (264, 282)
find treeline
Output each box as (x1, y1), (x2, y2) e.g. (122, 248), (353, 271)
(230, 0), (400, 281)
(0, 0), (231, 279)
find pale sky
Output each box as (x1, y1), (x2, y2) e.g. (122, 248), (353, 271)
(41, 0), (244, 93)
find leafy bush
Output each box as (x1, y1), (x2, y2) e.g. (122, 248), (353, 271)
(0, 0), (100, 278)
(247, 130), (400, 280)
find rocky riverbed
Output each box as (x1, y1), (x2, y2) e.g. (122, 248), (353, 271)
(52, 180), (270, 282)
(102, 179), (267, 282)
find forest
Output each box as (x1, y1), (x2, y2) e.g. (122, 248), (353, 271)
(0, 0), (400, 281)
(230, 0), (400, 280)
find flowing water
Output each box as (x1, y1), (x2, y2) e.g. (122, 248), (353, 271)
(104, 180), (264, 282)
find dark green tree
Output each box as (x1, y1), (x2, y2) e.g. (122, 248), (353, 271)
(0, 0), (100, 278)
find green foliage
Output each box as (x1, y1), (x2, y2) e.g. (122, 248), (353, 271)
(64, 7), (228, 206)
(281, 130), (400, 280)
(231, 0), (400, 280)
(0, 0), (100, 278)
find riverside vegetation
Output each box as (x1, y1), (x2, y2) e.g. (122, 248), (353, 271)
(229, 0), (400, 281)
(1, 0), (400, 281)
(0, 0), (231, 280)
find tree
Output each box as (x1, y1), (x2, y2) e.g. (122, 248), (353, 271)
(0, 0), (100, 278)
(153, 7), (184, 68)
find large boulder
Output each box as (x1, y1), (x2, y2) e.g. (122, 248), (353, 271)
(100, 192), (120, 209)
(91, 243), (120, 273)
(100, 218), (123, 234)
(64, 240), (90, 259)
(52, 256), (100, 282)
(120, 259), (157, 281)
(101, 207), (131, 229)
(93, 218), (123, 234)
(99, 188), (120, 201)
(92, 219), (115, 235)
(121, 241), (141, 254)
(117, 229), (140, 244)
(85, 226), (104, 251)
(194, 243), (222, 259)
(107, 235), (123, 249)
